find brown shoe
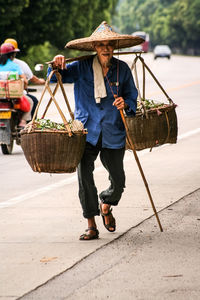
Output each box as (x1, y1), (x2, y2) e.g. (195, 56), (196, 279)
(79, 227), (99, 241)
(100, 203), (116, 232)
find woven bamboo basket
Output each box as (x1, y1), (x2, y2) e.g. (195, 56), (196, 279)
(21, 129), (86, 173)
(21, 70), (86, 173)
(126, 54), (178, 151)
(125, 104), (177, 151)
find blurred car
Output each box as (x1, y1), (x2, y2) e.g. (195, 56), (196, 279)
(153, 45), (171, 59)
(131, 31), (150, 52)
(131, 44), (143, 52)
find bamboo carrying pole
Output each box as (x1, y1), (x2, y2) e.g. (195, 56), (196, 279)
(46, 51), (144, 65)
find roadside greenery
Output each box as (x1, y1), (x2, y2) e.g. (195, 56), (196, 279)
(0, 0), (199, 75)
(0, 0), (117, 52)
(0, 0), (117, 74)
(113, 0), (200, 54)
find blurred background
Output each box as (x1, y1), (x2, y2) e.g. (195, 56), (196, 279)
(0, 0), (199, 77)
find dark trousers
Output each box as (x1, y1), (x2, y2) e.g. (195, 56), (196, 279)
(77, 135), (125, 219)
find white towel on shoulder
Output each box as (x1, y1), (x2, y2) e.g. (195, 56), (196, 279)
(92, 55), (107, 103)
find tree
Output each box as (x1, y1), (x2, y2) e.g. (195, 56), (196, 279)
(113, 0), (200, 54)
(0, 0), (29, 42)
(0, 0), (118, 54)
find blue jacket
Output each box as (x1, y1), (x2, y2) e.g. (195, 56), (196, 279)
(48, 56), (138, 149)
(0, 59), (22, 74)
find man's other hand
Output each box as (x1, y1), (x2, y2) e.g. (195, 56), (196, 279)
(113, 96), (128, 110)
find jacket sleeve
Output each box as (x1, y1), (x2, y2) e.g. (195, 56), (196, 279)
(47, 61), (80, 83)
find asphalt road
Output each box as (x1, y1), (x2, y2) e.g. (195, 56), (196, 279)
(0, 53), (200, 299)
(0, 53), (199, 203)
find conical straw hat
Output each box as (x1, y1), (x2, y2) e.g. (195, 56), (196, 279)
(65, 21), (144, 51)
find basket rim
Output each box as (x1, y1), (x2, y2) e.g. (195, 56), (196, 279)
(132, 103), (177, 117)
(20, 129), (87, 135)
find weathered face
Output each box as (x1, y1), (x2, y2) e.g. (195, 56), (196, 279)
(94, 41), (115, 67)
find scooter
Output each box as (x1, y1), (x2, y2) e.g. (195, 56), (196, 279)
(0, 64), (43, 154)
(0, 97), (23, 154)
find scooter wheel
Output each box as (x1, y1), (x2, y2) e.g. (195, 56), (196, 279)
(1, 141), (14, 154)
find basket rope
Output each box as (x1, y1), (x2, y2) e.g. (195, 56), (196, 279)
(42, 81), (60, 119)
(130, 53), (175, 149)
(131, 54), (174, 104)
(132, 56), (147, 118)
(29, 69), (74, 135)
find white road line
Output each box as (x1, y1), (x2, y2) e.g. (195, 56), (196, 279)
(0, 128), (199, 208)
(178, 128), (200, 140)
(0, 175), (76, 208)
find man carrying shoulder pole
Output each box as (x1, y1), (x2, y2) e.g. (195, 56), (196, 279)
(48, 21), (162, 240)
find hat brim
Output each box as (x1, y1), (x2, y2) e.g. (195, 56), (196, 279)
(65, 35), (144, 51)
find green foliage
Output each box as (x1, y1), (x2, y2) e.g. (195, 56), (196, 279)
(1, 0), (118, 53)
(113, 0), (200, 54)
(0, 0), (118, 77)
(20, 42), (59, 78)
(0, 0), (29, 39)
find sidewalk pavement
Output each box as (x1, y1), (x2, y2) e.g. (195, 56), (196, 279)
(20, 188), (200, 300)
(0, 132), (200, 299)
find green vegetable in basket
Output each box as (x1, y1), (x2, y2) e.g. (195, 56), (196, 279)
(33, 118), (86, 132)
(137, 99), (165, 110)
(35, 119), (67, 130)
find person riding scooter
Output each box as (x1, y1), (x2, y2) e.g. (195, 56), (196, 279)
(0, 43), (33, 127)
(4, 38), (45, 118)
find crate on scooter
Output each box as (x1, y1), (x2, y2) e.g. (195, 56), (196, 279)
(0, 79), (24, 98)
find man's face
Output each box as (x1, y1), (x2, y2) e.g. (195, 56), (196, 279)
(94, 41), (115, 67)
